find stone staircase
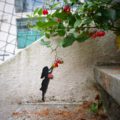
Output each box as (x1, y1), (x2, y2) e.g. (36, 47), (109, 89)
(94, 65), (120, 120)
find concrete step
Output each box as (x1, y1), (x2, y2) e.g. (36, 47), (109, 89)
(94, 65), (120, 105)
(9, 103), (79, 120)
(8, 101), (108, 120)
(94, 65), (120, 120)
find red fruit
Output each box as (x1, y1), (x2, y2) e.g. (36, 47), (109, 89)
(55, 63), (59, 67)
(63, 5), (70, 13)
(95, 31), (105, 37)
(97, 31), (105, 37)
(53, 62), (59, 68)
(42, 9), (48, 15)
(91, 31), (105, 39)
(55, 59), (64, 64)
(55, 59), (60, 64)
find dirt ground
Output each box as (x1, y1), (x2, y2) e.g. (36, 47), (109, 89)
(11, 100), (109, 120)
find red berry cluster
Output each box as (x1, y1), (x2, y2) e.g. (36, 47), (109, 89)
(42, 9), (48, 15)
(52, 58), (64, 69)
(63, 5), (71, 13)
(91, 31), (105, 39)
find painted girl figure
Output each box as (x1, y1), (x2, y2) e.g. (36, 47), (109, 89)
(40, 66), (53, 102)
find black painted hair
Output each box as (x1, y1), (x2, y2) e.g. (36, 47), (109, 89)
(41, 66), (49, 78)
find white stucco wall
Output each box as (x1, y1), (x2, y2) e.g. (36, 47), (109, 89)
(0, 32), (119, 105)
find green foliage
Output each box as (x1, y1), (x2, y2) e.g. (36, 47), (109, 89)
(76, 32), (90, 42)
(60, 34), (75, 47)
(90, 103), (98, 113)
(40, 39), (51, 48)
(29, 0), (120, 48)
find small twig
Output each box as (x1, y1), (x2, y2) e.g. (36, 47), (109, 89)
(50, 44), (59, 60)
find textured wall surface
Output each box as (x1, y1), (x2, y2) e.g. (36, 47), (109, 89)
(0, 33), (119, 120)
(0, 32), (119, 106)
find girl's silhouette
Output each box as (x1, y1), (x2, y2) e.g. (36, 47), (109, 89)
(40, 66), (53, 102)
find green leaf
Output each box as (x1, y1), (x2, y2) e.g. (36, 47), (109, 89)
(34, 8), (39, 15)
(51, 3), (60, 9)
(70, 0), (79, 3)
(53, 11), (69, 20)
(73, 31), (79, 38)
(40, 39), (51, 47)
(58, 23), (65, 29)
(60, 34), (75, 47)
(45, 33), (50, 38)
(57, 29), (65, 36)
(52, 9), (60, 17)
(69, 15), (76, 27)
(74, 20), (81, 28)
(90, 103), (98, 113)
(37, 21), (57, 29)
(63, 0), (68, 4)
(76, 32), (90, 42)
(80, 18), (92, 26)
(38, 8), (43, 15)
